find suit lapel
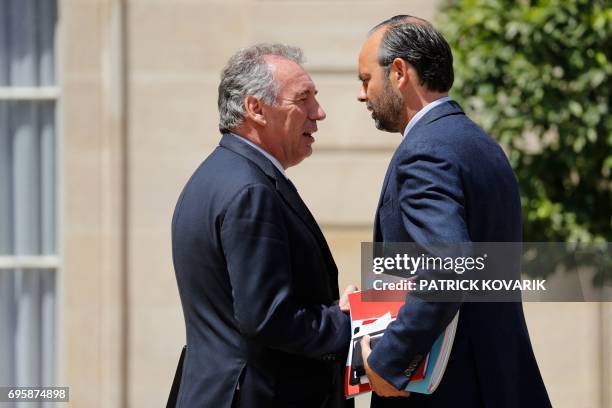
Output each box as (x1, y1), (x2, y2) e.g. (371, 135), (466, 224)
(274, 173), (324, 244)
(408, 100), (465, 136)
(219, 134), (338, 280)
(272, 171), (337, 274)
(373, 161), (393, 241)
(219, 133), (278, 180)
(373, 101), (465, 241)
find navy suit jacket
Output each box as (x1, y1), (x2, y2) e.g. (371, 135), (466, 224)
(369, 101), (551, 407)
(172, 134), (352, 408)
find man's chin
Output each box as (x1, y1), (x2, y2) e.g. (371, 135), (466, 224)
(288, 147), (313, 168)
(374, 119), (399, 133)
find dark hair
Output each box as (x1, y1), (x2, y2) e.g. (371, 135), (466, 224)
(373, 15), (454, 93)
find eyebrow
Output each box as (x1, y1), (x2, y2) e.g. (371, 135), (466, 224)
(295, 89), (318, 97)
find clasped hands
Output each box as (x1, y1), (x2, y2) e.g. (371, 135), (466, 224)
(338, 285), (411, 398)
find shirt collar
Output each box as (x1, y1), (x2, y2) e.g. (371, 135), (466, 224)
(229, 133), (289, 179)
(402, 96), (451, 138)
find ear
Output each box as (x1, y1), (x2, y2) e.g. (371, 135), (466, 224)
(244, 95), (266, 126)
(390, 57), (411, 89)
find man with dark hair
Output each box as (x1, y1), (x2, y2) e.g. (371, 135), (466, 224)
(357, 16), (551, 407)
(171, 43), (355, 408)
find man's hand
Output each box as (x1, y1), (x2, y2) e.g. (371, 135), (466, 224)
(360, 335), (411, 398)
(339, 285), (359, 313)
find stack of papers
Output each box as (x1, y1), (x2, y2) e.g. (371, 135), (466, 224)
(344, 290), (459, 397)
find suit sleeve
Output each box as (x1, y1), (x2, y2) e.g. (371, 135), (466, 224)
(220, 183), (350, 357)
(368, 143), (469, 390)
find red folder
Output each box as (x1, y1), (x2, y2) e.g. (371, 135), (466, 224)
(344, 290), (427, 397)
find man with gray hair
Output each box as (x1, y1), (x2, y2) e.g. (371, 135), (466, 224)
(170, 43), (355, 408)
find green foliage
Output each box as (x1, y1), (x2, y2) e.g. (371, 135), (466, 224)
(438, 0), (611, 247)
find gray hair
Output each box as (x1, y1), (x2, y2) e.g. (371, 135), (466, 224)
(218, 43), (304, 133)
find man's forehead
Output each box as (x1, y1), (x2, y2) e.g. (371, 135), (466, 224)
(359, 26), (386, 66)
(264, 55), (304, 76)
(265, 56), (316, 93)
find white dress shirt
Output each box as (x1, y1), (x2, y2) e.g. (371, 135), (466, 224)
(403, 96), (451, 138)
(229, 133), (289, 179)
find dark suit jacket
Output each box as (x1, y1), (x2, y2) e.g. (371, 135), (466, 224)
(369, 101), (551, 407)
(172, 134), (352, 408)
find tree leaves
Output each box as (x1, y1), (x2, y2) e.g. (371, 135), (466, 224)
(439, 0), (611, 281)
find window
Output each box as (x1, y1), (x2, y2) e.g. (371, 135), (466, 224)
(0, 0), (59, 390)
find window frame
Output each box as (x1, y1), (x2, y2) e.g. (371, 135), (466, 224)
(0, 0), (62, 386)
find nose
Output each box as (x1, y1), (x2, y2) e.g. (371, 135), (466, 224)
(357, 84), (367, 102)
(311, 98), (326, 121)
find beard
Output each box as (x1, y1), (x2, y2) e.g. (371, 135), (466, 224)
(367, 78), (404, 133)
